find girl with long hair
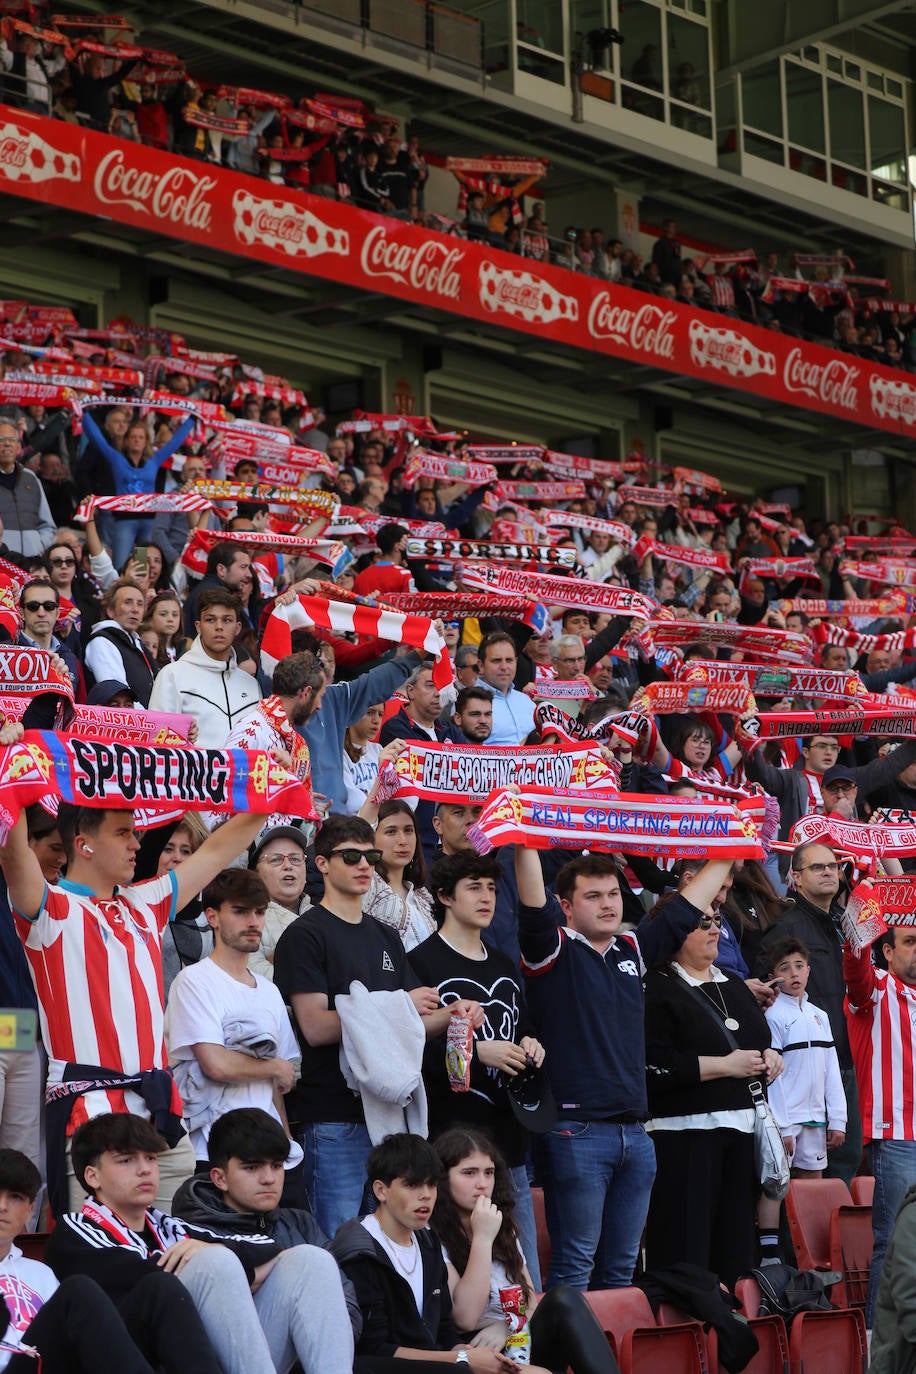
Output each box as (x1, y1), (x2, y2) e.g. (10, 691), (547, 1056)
(363, 799), (435, 950)
(431, 1128), (620, 1374)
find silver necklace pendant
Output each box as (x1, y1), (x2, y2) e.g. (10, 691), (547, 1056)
(724, 1016), (740, 1031)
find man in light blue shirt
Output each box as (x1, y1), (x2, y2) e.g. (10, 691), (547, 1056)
(478, 632), (535, 745)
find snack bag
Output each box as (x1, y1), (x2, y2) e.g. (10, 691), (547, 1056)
(499, 1285), (531, 1364)
(446, 1013), (473, 1092)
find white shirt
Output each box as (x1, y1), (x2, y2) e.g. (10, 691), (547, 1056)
(165, 957), (299, 1159)
(363, 1214), (424, 1315)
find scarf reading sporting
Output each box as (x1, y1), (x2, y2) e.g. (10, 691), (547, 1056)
(810, 622), (916, 656)
(0, 733), (314, 842)
(634, 680), (755, 715)
(792, 812), (916, 860)
(631, 619), (813, 663)
(738, 556), (819, 585)
(741, 705), (916, 742)
(615, 486), (677, 509)
(495, 480), (586, 502)
(180, 529), (351, 579)
(774, 595), (912, 617)
(381, 592), (549, 634)
(0, 645), (74, 700)
(376, 740), (616, 804)
(462, 564), (657, 619)
(401, 450), (498, 490)
(542, 510), (637, 545)
(529, 678), (596, 700)
(467, 787), (764, 860)
(260, 595), (451, 687)
(631, 536), (731, 574)
(841, 558), (916, 587)
(670, 658), (868, 702)
(406, 537), (576, 569)
(75, 493), (214, 524)
(464, 444), (545, 464)
(188, 481), (339, 515)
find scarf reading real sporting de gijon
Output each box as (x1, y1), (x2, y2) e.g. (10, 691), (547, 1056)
(467, 787), (765, 861)
(0, 732), (314, 841)
(374, 740), (617, 805)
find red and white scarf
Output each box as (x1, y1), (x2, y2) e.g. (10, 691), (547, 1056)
(542, 510), (636, 545)
(495, 480), (586, 502)
(405, 537), (576, 569)
(631, 535), (730, 574)
(375, 740), (616, 804)
(671, 658), (867, 702)
(462, 564), (657, 619)
(401, 450), (498, 490)
(260, 595), (451, 687)
(810, 622), (916, 656)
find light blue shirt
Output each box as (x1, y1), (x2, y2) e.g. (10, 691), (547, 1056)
(479, 675), (535, 745)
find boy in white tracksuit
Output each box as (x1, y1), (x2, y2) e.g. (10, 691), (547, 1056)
(763, 936), (847, 1175)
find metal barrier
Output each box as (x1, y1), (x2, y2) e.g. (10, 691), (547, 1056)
(301, 0), (483, 67)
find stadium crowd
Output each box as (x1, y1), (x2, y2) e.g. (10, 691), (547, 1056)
(0, 8), (911, 373)
(0, 296), (912, 1373)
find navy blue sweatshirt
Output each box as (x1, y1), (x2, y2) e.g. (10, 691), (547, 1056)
(519, 892), (702, 1120)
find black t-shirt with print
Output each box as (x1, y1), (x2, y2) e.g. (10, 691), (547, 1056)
(408, 932), (531, 1165)
(275, 903), (419, 1124)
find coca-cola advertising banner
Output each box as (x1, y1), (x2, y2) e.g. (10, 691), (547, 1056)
(2, 105), (915, 439)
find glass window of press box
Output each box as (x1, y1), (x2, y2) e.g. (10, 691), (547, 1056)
(724, 45), (910, 212)
(568, 0), (712, 133)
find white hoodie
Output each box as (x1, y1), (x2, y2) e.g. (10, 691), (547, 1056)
(765, 989), (847, 1132)
(148, 637), (261, 748)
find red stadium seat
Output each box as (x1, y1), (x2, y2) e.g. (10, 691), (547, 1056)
(828, 1205), (873, 1310)
(785, 1178), (852, 1270)
(787, 1308), (867, 1374)
(529, 1185), (551, 1284)
(584, 1290), (708, 1374)
(850, 1177), (874, 1207)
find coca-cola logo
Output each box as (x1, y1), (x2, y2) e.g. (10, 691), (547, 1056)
(588, 295), (676, 360)
(498, 281), (540, 312)
(870, 373), (916, 425)
(257, 211), (300, 243)
(359, 224), (463, 299)
(689, 319), (775, 378)
(0, 137), (26, 169)
(783, 347), (859, 411)
(93, 149), (215, 232)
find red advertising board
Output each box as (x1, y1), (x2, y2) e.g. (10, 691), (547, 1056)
(1, 105), (914, 439)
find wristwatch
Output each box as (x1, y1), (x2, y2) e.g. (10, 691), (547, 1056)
(455, 1352), (470, 1365)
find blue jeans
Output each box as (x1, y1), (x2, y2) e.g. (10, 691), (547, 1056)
(510, 1163), (541, 1293)
(110, 516), (154, 572)
(867, 1139), (916, 1325)
(300, 1121), (374, 1239)
(536, 1119), (656, 1290)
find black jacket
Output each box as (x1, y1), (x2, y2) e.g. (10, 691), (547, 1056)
(85, 623), (156, 706)
(755, 893), (852, 1069)
(172, 1175), (362, 1340)
(333, 1218), (461, 1358)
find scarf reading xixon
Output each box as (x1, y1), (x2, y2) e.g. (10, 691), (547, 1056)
(467, 787), (764, 860)
(0, 732), (314, 841)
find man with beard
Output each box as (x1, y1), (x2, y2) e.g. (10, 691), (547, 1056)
(165, 868), (300, 1169)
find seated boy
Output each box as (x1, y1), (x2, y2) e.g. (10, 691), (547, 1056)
(757, 937), (846, 1262)
(172, 1106), (358, 1371)
(0, 1147), (156, 1374)
(332, 1132), (514, 1373)
(45, 1112), (284, 1374)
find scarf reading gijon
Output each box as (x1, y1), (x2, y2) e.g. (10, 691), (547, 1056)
(467, 787), (764, 860)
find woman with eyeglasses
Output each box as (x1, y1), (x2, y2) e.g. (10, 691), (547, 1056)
(650, 712), (743, 787)
(363, 800), (435, 952)
(44, 539), (102, 643)
(247, 826), (312, 982)
(641, 871), (784, 1290)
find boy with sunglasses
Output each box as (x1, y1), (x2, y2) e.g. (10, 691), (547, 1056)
(274, 816), (481, 1238)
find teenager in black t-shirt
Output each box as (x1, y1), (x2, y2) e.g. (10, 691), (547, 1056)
(408, 852), (546, 1288)
(274, 816), (482, 1240)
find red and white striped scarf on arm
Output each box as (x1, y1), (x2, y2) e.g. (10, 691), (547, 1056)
(260, 595), (451, 687)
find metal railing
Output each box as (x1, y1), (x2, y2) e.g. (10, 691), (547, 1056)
(302, 0), (484, 68)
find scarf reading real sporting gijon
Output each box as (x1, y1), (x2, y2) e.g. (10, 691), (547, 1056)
(0, 733), (314, 841)
(467, 787), (764, 860)
(374, 740), (617, 805)
(259, 594), (451, 687)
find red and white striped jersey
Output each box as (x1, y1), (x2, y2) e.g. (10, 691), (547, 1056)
(844, 945), (916, 1141)
(14, 873), (178, 1132)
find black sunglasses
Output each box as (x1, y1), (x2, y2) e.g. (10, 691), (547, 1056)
(328, 848), (382, 866)
(24, 600), (58, 613)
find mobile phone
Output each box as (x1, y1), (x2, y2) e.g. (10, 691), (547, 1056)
(768, 978), (785, 990)
(0, 1008), (37, 1053)
(134, 546), (148, 572)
